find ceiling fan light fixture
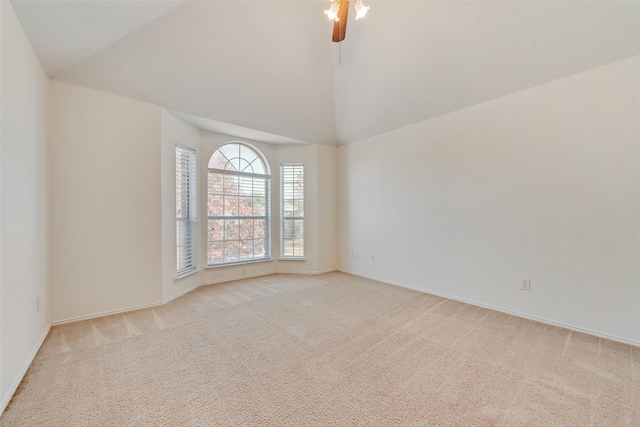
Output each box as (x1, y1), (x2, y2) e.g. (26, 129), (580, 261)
(354, 0), (370, 20)
(324, 1), (341, 22)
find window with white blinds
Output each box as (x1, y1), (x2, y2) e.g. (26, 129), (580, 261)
(176, 145), (197, 276)
(207, 143), (271, 266)
(281, 164), (304, 258)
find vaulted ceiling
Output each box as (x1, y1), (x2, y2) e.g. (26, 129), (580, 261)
(11, 1), (640, 145)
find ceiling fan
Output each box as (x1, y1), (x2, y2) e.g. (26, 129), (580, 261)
(325, 0), (370, 42)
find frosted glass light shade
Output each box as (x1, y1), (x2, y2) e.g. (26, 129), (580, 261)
(354, 0), (369, 20)
(324, 2), (340, 22)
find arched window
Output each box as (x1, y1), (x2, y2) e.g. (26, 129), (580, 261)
(207, 143), (271, 266)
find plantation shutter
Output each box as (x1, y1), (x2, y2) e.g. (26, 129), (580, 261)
(176, 145), (197, 275)
(281, 164), (304, 258)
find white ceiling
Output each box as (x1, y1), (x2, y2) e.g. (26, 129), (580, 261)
(10, 1), (640, 146)
(333, 1), (640, 143)
(11, 0), (187, 76)
(170, 110), (309, 145)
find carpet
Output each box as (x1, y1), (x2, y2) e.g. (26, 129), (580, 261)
(1, 272), (638, 426)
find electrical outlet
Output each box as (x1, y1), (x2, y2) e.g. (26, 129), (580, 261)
(370, 255), (375, 262)
(242, 268), (246, 276)
(522, 280), (531, 291)
(350, 251), (358, 259)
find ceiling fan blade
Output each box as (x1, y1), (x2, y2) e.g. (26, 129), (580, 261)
(332, 0), (350, 42)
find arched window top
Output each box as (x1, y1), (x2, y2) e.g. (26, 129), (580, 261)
(208, 142), (269, 176)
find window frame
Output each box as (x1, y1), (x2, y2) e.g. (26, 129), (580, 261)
(206, 142), (272, 267)
(175, 144), (197, 277)
(280, 163), (305, 259)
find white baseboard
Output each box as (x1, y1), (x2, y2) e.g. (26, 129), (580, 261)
(162, 281), (205, 305)
(51, 270), (338, 326)
(51, 301), (163, 326)
(275, 268), (337, 275)
(200, 270), (274, 287)
(1, 323), (51, 415)
(52, 275), (269, 325)
(339, 269), (640, 348)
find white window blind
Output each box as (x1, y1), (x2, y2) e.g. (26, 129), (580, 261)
(207, 143), (271, 266)
(281, 164), (304, 258)
(176, 145), (197, 276)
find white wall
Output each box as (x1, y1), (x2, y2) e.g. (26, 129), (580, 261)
(317, 144), (338, 273)
(49, 81), (163, 322)
(161, 110), (201, 301)
(0, 1), (50, 412)
(339, 56), (640, 345)
(1, 1), (4, 406)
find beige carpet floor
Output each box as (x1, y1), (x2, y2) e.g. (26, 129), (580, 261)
(1, 272), (638, 426)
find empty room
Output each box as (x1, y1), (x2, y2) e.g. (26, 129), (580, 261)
(1, 0), (639, 425)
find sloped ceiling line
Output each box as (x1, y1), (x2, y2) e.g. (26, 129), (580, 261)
(11, 0), (640, 146)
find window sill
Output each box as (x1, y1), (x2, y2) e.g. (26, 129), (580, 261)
(206, 258), (273, 269)
(175, 269), (200, 281)
(279, 257), (306, 261)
